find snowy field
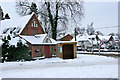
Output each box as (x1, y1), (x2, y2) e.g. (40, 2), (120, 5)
(0, 54), (118, 78)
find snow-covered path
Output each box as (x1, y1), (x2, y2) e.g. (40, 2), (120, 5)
(0, 54), (118, 78)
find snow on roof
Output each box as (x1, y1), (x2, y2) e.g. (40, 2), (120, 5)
(88, 35), (96, 39)
(9, 37), (26, 46)
(0, 35), (26, 46)
(71, 34), (89, 42)
(98, 35), (111, 41)
(58, 41), (77, 44)
(112, 36), (119, 41)
(20, 34), (47, 44)
(18, 13), (35, 34)
(50, 38), (58, 44)
(20, 34), (58, 45)
(1, 13), (34, 35)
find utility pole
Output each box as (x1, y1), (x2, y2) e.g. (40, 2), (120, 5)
(75, 28), (77, 41)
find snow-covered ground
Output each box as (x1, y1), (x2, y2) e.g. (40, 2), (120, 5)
(0, 54), (118, 78)
(77, 51), (120, 54)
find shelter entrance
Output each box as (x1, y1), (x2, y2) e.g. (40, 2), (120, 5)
(63, 44), (74, 59)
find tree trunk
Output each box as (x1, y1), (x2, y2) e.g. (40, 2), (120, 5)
(53, 3), (58, 40)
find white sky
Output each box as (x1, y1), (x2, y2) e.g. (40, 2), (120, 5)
(81, 2), (118, 35)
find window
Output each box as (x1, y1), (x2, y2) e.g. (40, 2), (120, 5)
(31, 23), (34, 27)
(36, 24), (38, 27)
(35, 49), (39, 53)
(32, 19), (37, 27)
(46, 38), (49, 43)
(34, 20), (36, 27)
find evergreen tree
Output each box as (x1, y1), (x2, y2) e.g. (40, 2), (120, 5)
(7, 45), (16, 61)
(15, 40), (31, 61)
(2, 36), (9, 63)
(2, 35), (31, 62)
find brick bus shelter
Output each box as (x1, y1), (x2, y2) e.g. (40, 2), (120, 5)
(57, 41), (77, 59)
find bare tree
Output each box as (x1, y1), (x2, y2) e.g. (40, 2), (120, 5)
(86, 22), (95, 35)
(96, 31), (103, 35)
(76, 27), (85, 36)
(16, 0), (84, 40)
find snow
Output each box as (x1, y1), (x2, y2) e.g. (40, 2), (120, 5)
(58, 41), (77, 43)
(1, 54), (118, 78)
(20, 34), (47, 44)
(1, 34), (26, 46)
(98, 35), (111, 41)
(1, 13), (33, 34)
(9, 37), (26, 46)
(50, 38), (58, 44)
(77, 51), (120, 54)
(1, 2), (33, 34)
(20, 34), (58, 45)
(0, 39), (2, 46)
(72, 34), (92, 42)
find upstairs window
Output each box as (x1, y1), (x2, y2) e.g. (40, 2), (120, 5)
(31, 23), (34, 27)
(33, 20), (36, 27)
(32, 19), (38, 27)
(36, 24), (38, 27)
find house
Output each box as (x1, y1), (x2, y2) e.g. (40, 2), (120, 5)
(72, 34), (92, 50)
(72, 33), (120, 50)
(57, 34), (73, 41)
(1, 13), (44, 46)
(1, 12), (77, 59)
(18, 13), (77, 59)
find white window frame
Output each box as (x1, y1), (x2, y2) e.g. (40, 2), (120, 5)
(33, 20), (36, 27)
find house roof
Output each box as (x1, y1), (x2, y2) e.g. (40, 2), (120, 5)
(1, 13), (33, 35)
(18, 13), (35, 34)
(97, 35), (112, 41)
(71, 34), (89, 42)
(20, 34), (58, 45)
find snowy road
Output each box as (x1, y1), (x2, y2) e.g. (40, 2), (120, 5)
(0, 54), (118, 78)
